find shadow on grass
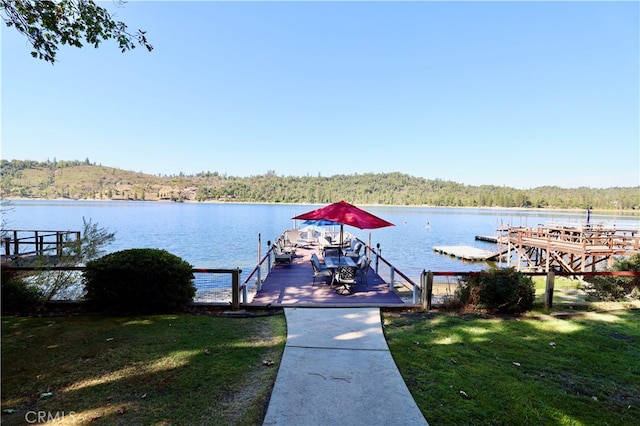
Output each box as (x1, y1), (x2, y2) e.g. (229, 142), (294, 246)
(1, 313), (286, 425)
(384, 308), (640, 426)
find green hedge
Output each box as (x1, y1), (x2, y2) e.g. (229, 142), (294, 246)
(83, 249), (195, 313)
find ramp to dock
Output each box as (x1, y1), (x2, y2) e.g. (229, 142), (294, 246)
(262, 307), (428, 426)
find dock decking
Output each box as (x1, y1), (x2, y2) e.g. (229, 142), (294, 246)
(433, 245), (503, 261)
(251, 245), (405, 307)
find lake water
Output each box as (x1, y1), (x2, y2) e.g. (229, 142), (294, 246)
(3, 200), (639, 281)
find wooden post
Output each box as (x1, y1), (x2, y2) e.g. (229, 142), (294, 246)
(3, 237), (11, 256)
(256, 267), (262, 292)
(390, 267), (395, 292)
(231, 268), (241, 311)
(545, 270), (555, 308)
(56, 232), (63, 257)
(267, 240), (272, 275)
(425, 270), (433, 311)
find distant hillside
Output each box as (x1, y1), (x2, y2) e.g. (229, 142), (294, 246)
(1, 159), (638, 210)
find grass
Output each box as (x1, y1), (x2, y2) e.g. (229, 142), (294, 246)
(383, 308), (640, 426)
(531, 275), (589, 307)
(3, 305), (639, 425)
(1, 312), (286, 425)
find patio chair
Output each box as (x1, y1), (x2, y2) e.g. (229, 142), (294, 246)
(323, 248), (340, 258)
(355, 255), (371, 287)
(310, 257), (332, 285)
(343, 241), (363, 259)
(334, 266), (356, 294)
(311, 253), (325, 266)
(273, 244), (292, 268)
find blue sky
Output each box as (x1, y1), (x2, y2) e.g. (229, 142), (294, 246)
(2, 1), (639, 189)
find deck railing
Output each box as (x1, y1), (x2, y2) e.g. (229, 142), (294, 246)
(364, 241), (421, 303)
(1, 230), (81, 259)
(4, 265), (639, 310)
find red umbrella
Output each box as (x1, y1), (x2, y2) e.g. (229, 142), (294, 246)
(293, 201), (394, 230)
(292, 201), (394, 257)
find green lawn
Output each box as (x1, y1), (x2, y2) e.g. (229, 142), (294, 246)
(1, 313), (286, 425)
(383, 308), (640, 426)
(2, 307), (639, 425)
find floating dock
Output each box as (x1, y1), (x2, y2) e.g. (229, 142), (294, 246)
(433, 245), (503, 261)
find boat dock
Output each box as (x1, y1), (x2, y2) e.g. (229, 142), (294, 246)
(475, 235), (500, 243)
(251, 244), (406, 307)
(433, 245), (503, 261)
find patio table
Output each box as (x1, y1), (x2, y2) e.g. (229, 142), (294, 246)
(323, 256), (357, 286)
(323, 256), (356, 269)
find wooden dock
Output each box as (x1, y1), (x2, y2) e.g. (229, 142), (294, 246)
(1, 230), (80, 265)
(250, 245), (406, 307)
(505, 223), (639, 272)
(433, 245), (503, 261)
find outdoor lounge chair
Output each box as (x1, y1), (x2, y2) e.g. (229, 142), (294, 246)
(285, 229), (313, 248)
(276, 238), (296, 255)
(273, 244), (292, 267)
(318, 235), (344, 256)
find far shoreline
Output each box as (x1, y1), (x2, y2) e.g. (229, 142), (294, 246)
(2, 196), (639, 216)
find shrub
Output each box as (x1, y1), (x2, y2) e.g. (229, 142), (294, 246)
(457, 268), (535, 314)
(1, 269), (44, 314)
(83, 249), (195, 313)
(582, 253), (640, 301)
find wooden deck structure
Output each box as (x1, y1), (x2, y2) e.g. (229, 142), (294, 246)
(250, 245), (406, 307)
(1, 229), (80, 265)
(503, 222), (640, 273)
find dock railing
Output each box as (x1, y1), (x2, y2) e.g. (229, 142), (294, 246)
(2, 230), (81, 260)
(364, 240), (421, 304)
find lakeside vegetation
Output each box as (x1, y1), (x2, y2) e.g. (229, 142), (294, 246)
(1, 159), (638, 210)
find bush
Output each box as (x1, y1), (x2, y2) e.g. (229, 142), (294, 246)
(1, 269), (44, 314)
(457, 268), (535, 314)
(583, 253), (640, 301)
(83, 249), (195, 313)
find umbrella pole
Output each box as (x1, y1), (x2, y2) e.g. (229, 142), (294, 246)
(338, 224), (343, 260)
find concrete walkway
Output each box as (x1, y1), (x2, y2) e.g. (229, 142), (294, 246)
(262, 307), (429, 426)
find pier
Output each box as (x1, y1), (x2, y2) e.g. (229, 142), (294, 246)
(1, 230), (80, 265)
(504, 222), (640, 273)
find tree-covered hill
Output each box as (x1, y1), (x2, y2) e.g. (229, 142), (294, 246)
(1, 159), (638, 210)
